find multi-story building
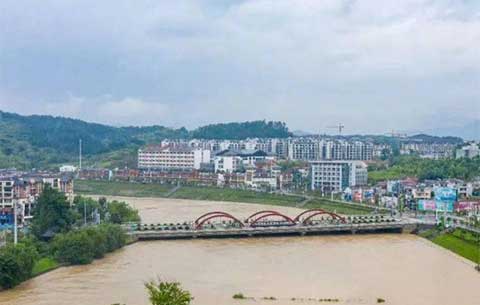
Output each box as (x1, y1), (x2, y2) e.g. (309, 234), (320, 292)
(401, 143), (455, 159)
(0, 180), (14, 207)
(456, 142), (479, 159)
(310, 161), (368, 192)
(325, 140), (373, 160)
(213, 149), (274, 173)
(1, 173), (74, 227)
(138, 145), (210, 170)
(288, 138), (320, 161)
(288, 139), (373, 161)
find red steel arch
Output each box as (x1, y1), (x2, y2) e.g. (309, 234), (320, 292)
(294, 209), (345, 224)
(245, 210), (291, 223)
(247, 210), (296, 227)
(194, 211), (244, 230)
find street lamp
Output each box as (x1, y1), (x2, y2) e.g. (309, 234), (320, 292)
(13, 201), (18, 245)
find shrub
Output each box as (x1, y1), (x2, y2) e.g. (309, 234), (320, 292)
(51, 224), (126, 265)
(233, 293), (246, 299)
(52, 230), (95, 265)
(0, 243), (38, 289)
(145, 279), (192, 305)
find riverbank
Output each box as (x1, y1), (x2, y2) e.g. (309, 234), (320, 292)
(75, 179), (377, 215)
(3, 234), (480, 305)
(420, 228), (480, 264)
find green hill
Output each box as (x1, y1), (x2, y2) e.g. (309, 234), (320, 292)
(0, 111), (291, 169)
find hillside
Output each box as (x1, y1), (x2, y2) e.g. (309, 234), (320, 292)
(0, 111), (291, 169)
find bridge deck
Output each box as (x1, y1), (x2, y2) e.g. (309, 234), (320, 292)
(130, 220), (420, 240)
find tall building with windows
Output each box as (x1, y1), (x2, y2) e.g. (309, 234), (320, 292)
(138, 145), (210, 170)
(288, 139), (320, 160)
(310, 160), (367, 192)
(288, 139), (373, 161)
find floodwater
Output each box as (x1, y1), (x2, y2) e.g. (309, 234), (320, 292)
(1, 197), (479, 305)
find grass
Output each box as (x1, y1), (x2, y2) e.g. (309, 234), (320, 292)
(32, 257), (59, 276)
(75, 180), (172, 197)
(303, 198), (376, 215)
(171, 186), (303, 206)
(421, 228), (480, 264)
(432, 233), (480, 263)
(75, 180), (386, 216)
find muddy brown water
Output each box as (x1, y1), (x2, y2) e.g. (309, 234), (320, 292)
(1, 197), (479, 305)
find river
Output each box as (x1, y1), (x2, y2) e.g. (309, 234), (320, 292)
(1, 197), (479, 305)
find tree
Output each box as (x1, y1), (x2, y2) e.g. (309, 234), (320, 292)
(108, 201), (140, 224)
(31, 186), (75, 239)
(0, 243), (38, 289)
(145, 279), (192, 305)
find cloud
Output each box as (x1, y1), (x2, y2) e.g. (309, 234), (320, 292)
(0, 0), (479, 134)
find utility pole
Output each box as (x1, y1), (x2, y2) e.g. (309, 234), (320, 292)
(79, 139), (82, 170)
(13, 201), (18, 245)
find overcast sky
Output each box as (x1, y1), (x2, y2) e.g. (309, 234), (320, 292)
(0, 0), (479, 135)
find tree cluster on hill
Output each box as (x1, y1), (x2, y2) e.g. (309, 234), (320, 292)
(191, 120), (291, 139)
(0, 111), (291, 169)
(368, 155), (480, 182)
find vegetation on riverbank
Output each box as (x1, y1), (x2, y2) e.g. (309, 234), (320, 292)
(0, 187), (136, 290)
(303, 199), (377, 215)
(368, 155), (480, 183)
(32, 257), (59, 276)
(75, 180), (172, 197)
(171, 186), (303, 206)
(420, 228), (480, 264)
(75, 179), (376, 215)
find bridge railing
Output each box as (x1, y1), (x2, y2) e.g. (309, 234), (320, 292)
(130, 213), (399, 232)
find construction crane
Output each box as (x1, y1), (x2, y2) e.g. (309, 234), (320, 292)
(385, 130), (407, 138)
(327, 123), (345, 135)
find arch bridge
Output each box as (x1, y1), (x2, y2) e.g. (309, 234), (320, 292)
(192, 209), (345, 230)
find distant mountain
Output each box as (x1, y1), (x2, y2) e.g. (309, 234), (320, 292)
(411, 120), (479, 141)
(406, 134), (464, 144)
(292, 130), (314, 136)
(0, 111), (291, 169)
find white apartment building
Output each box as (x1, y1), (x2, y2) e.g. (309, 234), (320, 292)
(288, 139), (320, 160)
(138, 145), (211, 170)
(0, 179), (14, 207)
(214, 149), (274, 173)
(214, 156), (242, 173)
(288, 139), (373, 161)
(310, 161), (368, 192)
(456, 143), (480, 159)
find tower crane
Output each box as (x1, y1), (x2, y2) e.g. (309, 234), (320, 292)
(326, 123), (345, 135)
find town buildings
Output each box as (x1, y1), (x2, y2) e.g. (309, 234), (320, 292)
(138, 145), (211, 170)
(213, 149), (275, 173)
(310, 161), (368, 192)
(456, 142), (480, 159)
(288, 139), (373, 161)
(0, 172), (74, 227)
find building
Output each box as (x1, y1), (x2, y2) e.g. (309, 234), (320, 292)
(288, 139), (373, 161)
(59, 165), (77, 173)
(310, 161), (368, 192)
(138, 145), (210, 170)
(401, 143), (455, 159)
(213, 149), (274, 173)
(324, 140), (373, 160)
(1, 172), (74, 227)
(456, 142), (480, 159)
(288, 138), (320, 161)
